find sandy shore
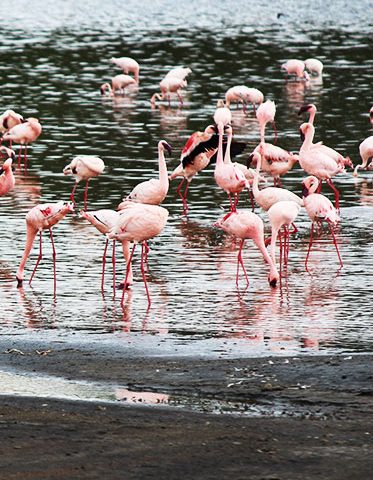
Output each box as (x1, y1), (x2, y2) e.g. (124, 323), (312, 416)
(0, 336), (372, 479)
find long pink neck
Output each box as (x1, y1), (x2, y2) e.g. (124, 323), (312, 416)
(158, 145), (169, 190)
(223, 129), (232, 164)
(215, 124), (224, 167)
(252, 232), (279, 279)
(121, 240), (133, 285)
(16, 224), (38, 282)
(300, 124), (315, 152)
(308, 107), (316, 125)
(259, 119), (266, 143)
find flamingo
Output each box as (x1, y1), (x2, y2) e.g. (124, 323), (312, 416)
(2, 117), (42, 168)
(281, 59), (310, 81)
(63, 155), (105, 210)
(164, 67), (192, 81)
(353, 136), (373, 176)
(120, 140), (171, 207)
(214, 209), (279, 288)
(214, 124), (249, 211)
(150, 77), (187, 107)
(100, 74), (137, 96)
(267, 200), (301, 272)
(214, 99), (232, 128)
(16, 201), (75, 291)
(251, 150), (303, 211)
(225, 86), (264, 114)
(107, 202), (169, 307)
(110, 57), (139, 83)
(302, 175), (342, 270)
(0, 109), (24, 144)
(0, 147), (16, 196)
(304, 58), (324, 77)
(256, 99), (277, 144)
(80, 209), (133, 291)
(298, 122), (349, 210)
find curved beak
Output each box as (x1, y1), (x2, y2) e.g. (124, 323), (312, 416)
(301, 184), (309, 197)
(163, 142), (172, 156)
(298, 105), (311, 116)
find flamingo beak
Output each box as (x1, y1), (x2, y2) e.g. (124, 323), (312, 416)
(163, 142), (172, 156)
(16, 276), (23, 288)
(301, 184), (309, 197)
(269, 278), (277, 288)
(246, 153), (255, 168)
(298, 105), (311, 115)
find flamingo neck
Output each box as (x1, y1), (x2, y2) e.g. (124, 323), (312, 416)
(223, 130), (232, 164)
(252, 153), (262, 198)
(16, 224), (38, 283)
(259, 120), (266, 143)
(158, 146), (169, 189)
(215, 124), (224, 167)
(309, 107), (316, 125)
(300, 124), (315, 152)
(253, 233), (279, 283)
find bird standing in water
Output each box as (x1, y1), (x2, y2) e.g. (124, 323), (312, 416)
(2, 117), (42, 168)
(0, 147), (16, 196)
(110, 56), (140, 83)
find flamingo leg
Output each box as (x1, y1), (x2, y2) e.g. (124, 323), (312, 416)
(272, 121), (278, 145)
(29, 231), (43, 286)
(305, 223), (315, 272)
(49, 228), (57, 294)
(177, 91), (184, 107)
(101, 239), (108, 291)
(327, 220), (343, 268)
(176, 178), (189, 214)
(70, 182), (78, 206)
(143, 241), (150, 271)
(276, 177), (283, 188)
(17, 145), (22, 169)
(236, 239), (249, 287)
(233, 193), (239, 210)
(242, 102), (247, 114)
(228, 193), (235, 211)
(316, 179), (323, 193)
(279, 230), (283, 272)
(252, 103), (256, 115)
(121, 244), (136, 306)
(141, 242), (152, 307)
(248, 188), (255, 211)
(24, 145), (28, 171)
(83, 180), (89, 211)
(325, 179), (340, 211)
(112, 240), (116, 298)
(289, 222), (298, 235)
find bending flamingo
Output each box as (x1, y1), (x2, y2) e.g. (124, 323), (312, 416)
(353, 136), (373, 176)
(150, 77), (187, 107)
(0, 147), (16, 196)
(0, 109), (24, 144)
(267, 200), (301, 272)
(225, 86), (264, 114)
(2, 117), (42, 168)
(304, 58), (323, 77)
(165, 67), (192, 81)
(281, 59), (310, 82)
(110, 57), (140, 83)
(16, 201), (74, 291)
(63, 155), (105, 210)
(120, 141), (171, 206)
(100, 74), (137, 96)
(302, 175), (342, 270)
(214, 209), (279, 288)
(80, 209), (133, 291)
(107, 202), (169, 307)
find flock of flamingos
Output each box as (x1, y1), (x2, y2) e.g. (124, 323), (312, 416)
(0, 56), (372, 307)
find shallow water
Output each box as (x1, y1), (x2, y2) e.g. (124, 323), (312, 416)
(0, 1), (372, 357)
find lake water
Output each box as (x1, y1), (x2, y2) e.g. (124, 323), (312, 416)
(0, 0), (372, 357)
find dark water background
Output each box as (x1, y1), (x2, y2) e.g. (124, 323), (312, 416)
(0, 0), (372, 356)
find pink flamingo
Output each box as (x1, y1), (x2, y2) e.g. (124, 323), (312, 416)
(302, 176), (342, 270)
(304, 58), (324, 77)
(225, 86), (264, 114)
(2, 117), (42, 168)
(164, 67), (192, 81)
(0, 110), (24, 147)
(0, 147), (16, 196)
(63, 155), (105, 210)
(281, 59), (310, 81)
(214, 99), (232, 128)
(120, 141), (171, 206)
(251, 150), (303, 211)
(298, 122), (350, 210)
(16, 201), (74, 291)
(214, 124), (249, 211)
(267, 200), (301, 272)
(80, 209), (133, 291)
(150, 77), (187, 107)
(107, 202), (169, 307)
(214, 209), (279, 288)
(353, 136), (373, 176)
(110, 57), (140, 83)
(256, 99), (277, 145)
(100, 74), (137, 96)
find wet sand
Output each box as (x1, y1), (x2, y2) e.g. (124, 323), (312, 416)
(0, 337), (372, 479)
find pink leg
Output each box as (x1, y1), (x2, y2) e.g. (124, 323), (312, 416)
(276, 177), (283, 188)
(289, 222), (298, 235)
(121, 244), (136, 306)
(112, 240), (116, 298)
(176, 178), (189, 214)
(305, 223), (315, 272)
(101, 239), (108, 291)
(236, 239), (249, 287)
(233, 193), (240, 210)
(70, 182), (78, 205)
(143, 241), (150, 271)
(49, 228), (57, 294)
(24, 145), (28, 171)
(248, 189), (255, 211)
(325, 179), (340, 211)
(17, 146), (22, 169)
(242, 102), (247, 114)
(327, 220), (343, 268)
(252, 103), (256, 115)
(29, 232), (43, 285)
(83, 180), (89, 211)
(141, 242), (152, 307)
(279, 231), (283, 272)
(177, 91), (184, 107)
(316, 179), (322, 193)
(228, 193), (235, 211)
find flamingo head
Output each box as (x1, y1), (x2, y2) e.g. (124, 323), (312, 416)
(302, 176), (319, 197)
(298, 104), (316, 116)
(100, 84), (107, 95)
(268, 267), (279, 288)
(299, 122), (313, 142)
(159, 140), (172, 156)
(62, 201), (75, 213)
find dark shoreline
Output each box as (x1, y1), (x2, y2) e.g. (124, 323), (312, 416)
(0, 336), (372, 479)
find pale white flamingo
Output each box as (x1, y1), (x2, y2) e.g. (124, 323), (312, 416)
(2, 117), (42, 168)
(80, 209), (133, 291)
(0, 109), (24, 136)
(225, 86), (264, 114)
(0, 147), (16, 196)
(251, 150), (303, 211)
(256, 99), (277, 144)
(304, 58), (323, 77)
(298, 122), (350, 210)
(107, 202), (169, 307)
(120, 140), (171, 206)
(63, 155), (105, 210)
(302, 175), (342, 270)
(150, 77), (187, 106)
(353, 136), (373, 176)
(214, 209), (279, 288)
(16, 201), (74, 291)
(165, 67), (192, 81)
(281, 59), (310, 81)
(110, 57), (140, 83)
(267, 200), (301, 272)
(100, 74), (137, 96)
